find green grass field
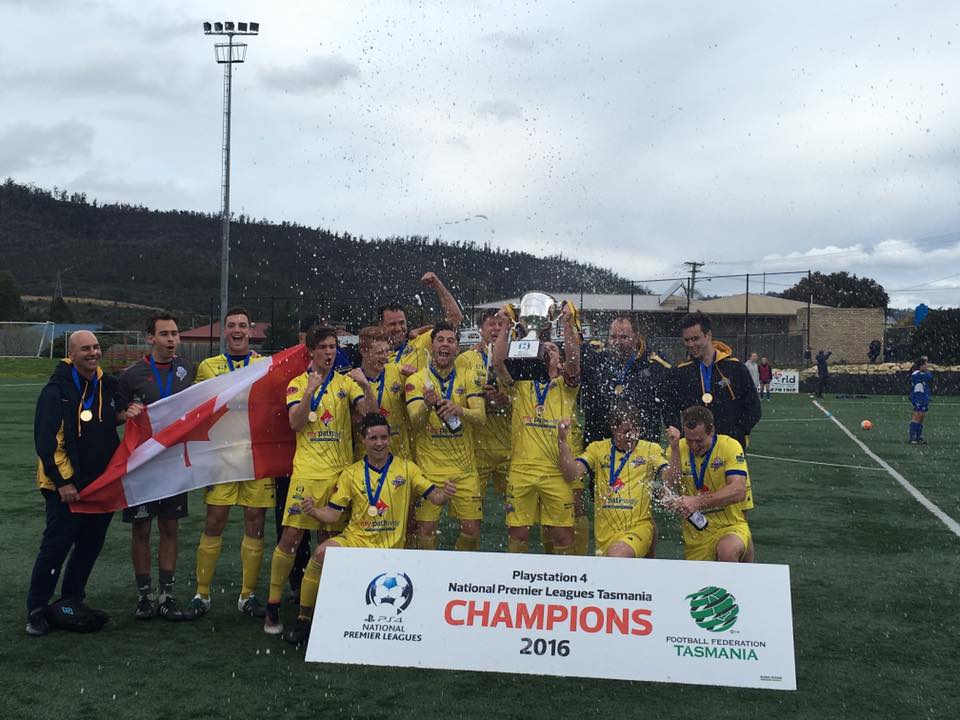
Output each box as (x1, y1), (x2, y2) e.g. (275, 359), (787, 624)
(1, 376), (958, 719)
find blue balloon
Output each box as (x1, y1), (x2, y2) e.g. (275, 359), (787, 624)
(914, 304), (929, 326)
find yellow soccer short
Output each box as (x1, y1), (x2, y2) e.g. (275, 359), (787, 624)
(204, 477), (275, 508)
(684, 522), (752, 562)
(415, 472), (483, 522)
(477, 451), (510, 497)
(282, 476), (346, 532)
(506, 468), (574, 529)
(333, 531), (402, 550)
(597, 523), (654, 558)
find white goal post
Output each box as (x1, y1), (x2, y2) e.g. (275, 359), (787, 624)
(0, 321), (55, 358)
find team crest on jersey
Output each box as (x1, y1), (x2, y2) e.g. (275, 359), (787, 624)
(286, 386), (298, 395)
(337, 389), (347, 399)
(392, 475), (406, 488)
(718, 378), (731, 388)
(456, 386), (465, 395)
(391, 382), (403, 394)
(711, 458), (724, 470)
(176, 365), (188, 381)
(631, 457), (647, 467)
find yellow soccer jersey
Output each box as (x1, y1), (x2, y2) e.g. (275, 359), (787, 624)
(457, 347), (511, 459)
(330, 456), (434, 548)
(578, 439), (666, 551)
(286, 370), (365, 479)
(352, 364), (412, 460)
(391, 331), (431, 372)
(194, 352), (265, 383)
(405, 364), (483, 476)
(508, 376), (580, 472)
(677, 434), (749, 543)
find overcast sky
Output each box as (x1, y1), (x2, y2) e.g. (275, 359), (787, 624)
(2, 0), (959, 308)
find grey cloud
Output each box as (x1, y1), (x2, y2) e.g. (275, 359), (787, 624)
(477, 100), (523, 121)
(261, 56), (360, 93)
(0, 121), (93, 172)
(2, 58), (187, 100)
(481, 31), (535, 52)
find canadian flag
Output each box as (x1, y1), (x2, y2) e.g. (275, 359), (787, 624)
(72, 344), (310, 514)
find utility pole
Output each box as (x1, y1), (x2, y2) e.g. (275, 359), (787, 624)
(684, 261), (705, 310)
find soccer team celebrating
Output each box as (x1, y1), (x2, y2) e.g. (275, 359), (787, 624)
(28, 271), (783, 640)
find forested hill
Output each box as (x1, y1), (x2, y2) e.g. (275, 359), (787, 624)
(0, 180), (629, 326)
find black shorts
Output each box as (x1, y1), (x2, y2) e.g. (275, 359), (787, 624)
(122, 493), (189, 523)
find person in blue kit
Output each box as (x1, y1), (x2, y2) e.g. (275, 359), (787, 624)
(908, 357), (933, 445)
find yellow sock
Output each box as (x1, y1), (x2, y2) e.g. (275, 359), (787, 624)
(540, 526), (554, 555)
(574, 516), (590, 556)
(240, 535), (264, 598)
(268, 547), (295, 604)
(553, 544), (574, 556)
(195, 533), (223, 598)
(454, 533), (480, 552)
(299, 558), (324, 616)
(417, 534), (438, 550)
(507, 537), (529, 554)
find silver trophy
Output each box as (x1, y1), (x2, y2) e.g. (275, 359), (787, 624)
(505, 292), (561, 381)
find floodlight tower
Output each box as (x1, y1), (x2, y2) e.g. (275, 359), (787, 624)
(202, 20), (259, 352)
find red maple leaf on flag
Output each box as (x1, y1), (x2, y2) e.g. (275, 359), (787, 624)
(153, 396), (230, 467)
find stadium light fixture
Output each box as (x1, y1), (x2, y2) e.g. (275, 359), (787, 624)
(200, 20), (260, 352)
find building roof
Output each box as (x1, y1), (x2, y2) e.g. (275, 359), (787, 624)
(690, 293), (830, 316)
(180, 321), (271, 342)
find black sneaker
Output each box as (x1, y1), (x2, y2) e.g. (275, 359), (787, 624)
(26, 608), (51, 636)
(284, 617), (312, 645)
(264, 602), (283, 636)
(158, 595), (186, 621)
(238, 594), (267, 618)
(134, 593), (156, 620)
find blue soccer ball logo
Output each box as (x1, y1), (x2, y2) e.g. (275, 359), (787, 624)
(365, 571), (414, 614)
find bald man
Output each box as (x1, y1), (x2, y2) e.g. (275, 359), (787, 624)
(27, 331), (137, 636)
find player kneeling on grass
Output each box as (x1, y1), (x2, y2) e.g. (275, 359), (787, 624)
(556, 403), (666, 558)
(663, 406), (752, 563)
(279, 413), (456, 645)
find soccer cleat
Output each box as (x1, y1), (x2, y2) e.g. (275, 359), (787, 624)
(284, 617), (312, 646)
(134, 593), (156, 620)
(190, 594), (212, 617)
(158, 595), (187, 621)
(263, 603), (283, 636)
(26, 608), (51, 636)
(238, 594), (266, 618)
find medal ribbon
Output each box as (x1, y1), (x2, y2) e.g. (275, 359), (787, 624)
(698, 353), (715, 397)
(367, 370), (386, 408)
(608, 444), (633, 487)
(618, 353), (637, 386)
(688, 434), (719, 491)
(393, 341), (408, 365)
(149, 356), (175, 399)
(310, 369), (335, 412)
(429, 365), (456, 401)
(71, 366), (98, 414)
(225, 352), (252, 372)
(533, 378), (551, 408)
(364, 454), (394, 508)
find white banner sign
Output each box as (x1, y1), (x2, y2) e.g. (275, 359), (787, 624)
(770, 369), (799, 394)
(306, 548), (796, 691)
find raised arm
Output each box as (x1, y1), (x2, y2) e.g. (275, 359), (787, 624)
(422, 272), (464, 327)
(560, 302), (581, 384)
(557, 419), (588, 483)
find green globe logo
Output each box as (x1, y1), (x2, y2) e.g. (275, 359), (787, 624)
(686, 586), (739, 632)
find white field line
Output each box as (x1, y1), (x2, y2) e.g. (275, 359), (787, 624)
(747, 452), (885, 472)
(812, 400), (960, 539)
(757, 418), (826, 423)
(0, 382), (43, 387)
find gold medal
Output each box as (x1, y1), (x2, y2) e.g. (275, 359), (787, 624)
(535, 405), (544, 416)
(701, 392), (713, 404)
(613, 384), (624, 395)
(367, 505), (379, 517)
(308, 411), (318, 423)
(80, 409), (93, 422)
